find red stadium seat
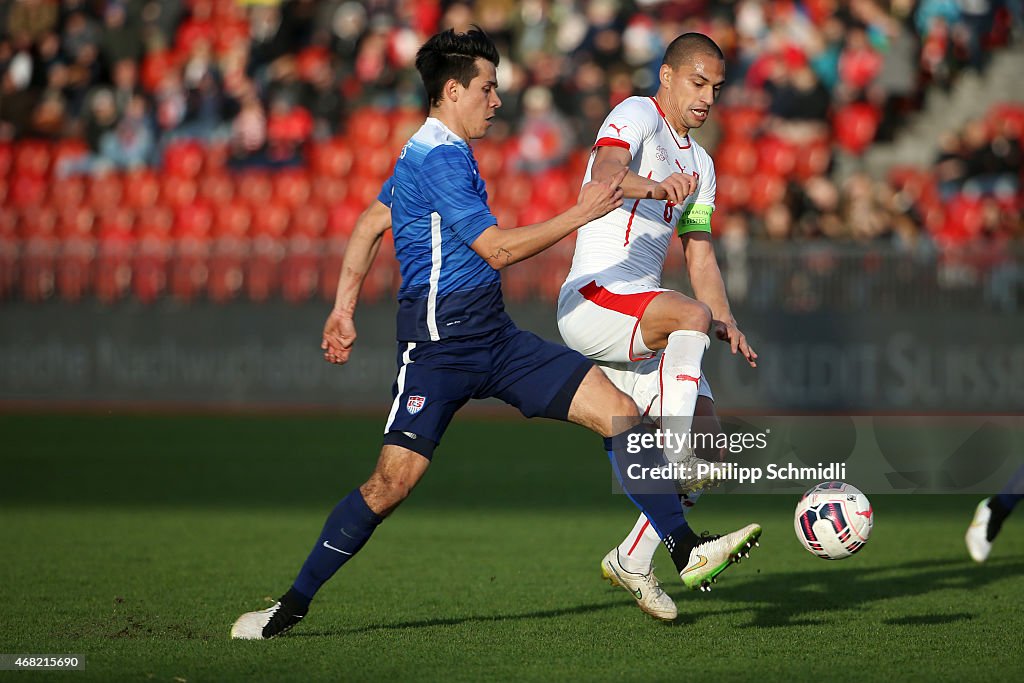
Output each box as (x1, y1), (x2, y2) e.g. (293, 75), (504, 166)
(9, 176), (47, 209)
(833, 103), (880, 155)
(757, 136), (798, 178)
(122, 170), (161, 209)
(717, 107), (765, 140)
(213, 201), (252, 239)
(281, 234), (320, 303)
(473, 140), (505, 179)
(132, 233), (170, 303)
(162, 140), (205, 178)
(747, 174), (787, 212)
(57, 205), (95, 240)
(173, 201), (214, 239)
(245, 235), (283, 302)
(13, 141), (51, 178)
(250, 201), (290, 239)
(352, 145), (396, 182)
(0, 210), (16, 299)
(532, 168), (574, 211)
(21, 232), (59, 302)
(793, 139), (832, 180)
(714, 139), (758, 177)
(169, 235), (210, 302)
(162, 176), (199, 209)
(274, 170), (312, 208)
(50, 176), (88, 208)
(290, 204), (327, 239)
(348, 107), (392, 149)
(319, 235), (346, 302)
(55, 231), (95, 303)
(18, 206), (58, 239)
(309, 139), (354, 178)
(310, 176), (348, 209)
(207, 224), (248, 304)
(0, 143), (12, 176)
(326, 200), (363, 237)
(712, 174), (751, 212)
(235, 171), (273, 207)
(88, 174), (125, 213)
(197, 172), (235, 205)
(94, 211), (135, 304)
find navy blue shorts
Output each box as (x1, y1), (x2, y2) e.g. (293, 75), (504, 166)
(382, 323), (592, 458)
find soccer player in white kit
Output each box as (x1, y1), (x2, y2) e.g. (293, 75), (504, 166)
(557, 33), (761, 621)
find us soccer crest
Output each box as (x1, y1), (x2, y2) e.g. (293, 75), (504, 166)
(406, 395), (426, 414)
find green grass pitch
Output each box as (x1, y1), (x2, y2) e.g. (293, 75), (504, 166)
(1, 413), (1022, 682)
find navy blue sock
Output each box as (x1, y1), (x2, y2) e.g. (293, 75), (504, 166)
(292, 488), (382, 602)
(605, 424), (695, 573)
(996, 464), (1024, 512)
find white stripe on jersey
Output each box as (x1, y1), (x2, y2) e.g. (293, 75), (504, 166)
(427, 211), (442, 341)
(384, 342), (417, 433)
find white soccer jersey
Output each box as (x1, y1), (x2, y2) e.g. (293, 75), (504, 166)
(562, 95), (717, 292)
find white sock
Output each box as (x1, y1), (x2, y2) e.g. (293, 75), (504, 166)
(616, 491), (703, 574)
(658, 330), (709, 428)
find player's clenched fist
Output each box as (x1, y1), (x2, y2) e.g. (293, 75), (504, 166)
(576, 166), (627, 221)
(652, 172), (697, 205)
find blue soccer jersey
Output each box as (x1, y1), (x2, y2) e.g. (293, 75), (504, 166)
(378, 118), (509, 342)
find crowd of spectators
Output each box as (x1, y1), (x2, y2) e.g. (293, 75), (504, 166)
(0, 0), (1022, 306)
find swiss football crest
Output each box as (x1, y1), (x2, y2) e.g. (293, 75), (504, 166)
(656, 145), (668, 162)
(406, 395), (426, 414)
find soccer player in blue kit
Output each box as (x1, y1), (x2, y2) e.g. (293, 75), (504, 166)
(232, 27), (716, 639)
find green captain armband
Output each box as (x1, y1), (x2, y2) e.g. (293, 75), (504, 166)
(677, 203), (713, 235)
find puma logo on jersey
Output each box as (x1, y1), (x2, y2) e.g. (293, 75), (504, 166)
(608, 123), (628, 136)
(675, 374), (700, 387)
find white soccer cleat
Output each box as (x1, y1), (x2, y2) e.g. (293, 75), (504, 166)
(231, 601), (304, 640)
(965, 498), (994, 563)
(601, 549), (678, 621)
(679, 523), (761, 591)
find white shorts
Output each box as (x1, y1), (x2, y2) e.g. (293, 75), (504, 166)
(557, 279), (667, 364)
(599, 355), (713, 419)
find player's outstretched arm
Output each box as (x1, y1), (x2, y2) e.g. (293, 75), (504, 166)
(469, 167), (627, 270)
(591, 146), (696, 204)
(682, 231), (757, 367)
(322, 200), (392, 365)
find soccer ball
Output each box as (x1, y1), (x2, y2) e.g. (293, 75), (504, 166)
(794, 481), (873, 560)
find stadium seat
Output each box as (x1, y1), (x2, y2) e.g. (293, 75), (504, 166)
(122, 170), (161, 209)
(352, 145), (396, 182)
(290, 204), (327, 239)
(162, 176), (199, 210)
(310, 176), (348, 209)
(57, 205), (96, 240)
(348, 107), (392, 149)
(13, 141), (51, 178)
(49, 176), (87, 208)
(213, 201), (252, 239)
(833, 103), (881, 155)
(274, 170), (312, 208)
(94, 211), (135, 304)
(173, 201), (214, 239)
(308, 139), (354, 178)
(0, 143), (12, 176)
(88, 174), (125, 213)
(21, 232), (59, 302)
(132, 233), (171, 304)
(245, 235), (283, 302)
(714, 139), (759, 177)
(757, 136), (798, 178)
(168, 235), (210, 302)
(747, 175), (787, 212)
(55, 231), (95, 303)
(198, 172), (235, 205)
(235, 171), (273, 207)
(717, 107), (765, 140)
(9, 176), (47, 209)
(326, 200), (363, 237)
(713, 174), (751, 212)
(0, 210), (16, 299)
(250, 201), (290, 239)
(281, 234), (320, 303)
(793, 139), (832, 180)
(162, 140), (205, 178)
(532, 168), (574, 212)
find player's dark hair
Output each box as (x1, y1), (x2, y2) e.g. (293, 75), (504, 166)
(415, 26), (500, 108)
(663, 33), (724, 69)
